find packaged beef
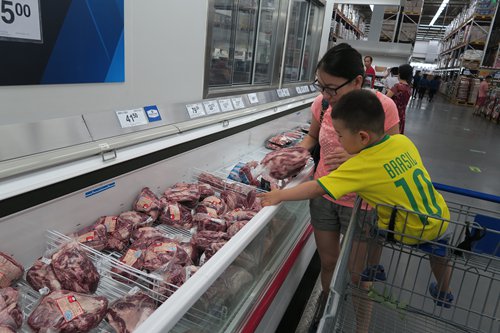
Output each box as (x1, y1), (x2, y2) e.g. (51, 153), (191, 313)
(199, 196), (227, 216)
(260, 146), (310, 179)
(130, 227), (164, 243)
(71, 224), (108, 251)
(220, 190), (248, 210)
(195, 205), (219, 218)
(238, 161), (261, 187)
(159, 200), (193, 230)
(26, 258), (62, 292)
(0, 252), (23, 288)
(51, 242), (100, 294)
(106, 292), (157, 333)
(28, 290), (108, 333)
(227, 220), (249, 238)
(118, 211), (154, 230)
(0, 287), (23, 332)
(111, 238), (150, 282)
(199, 241), (227, 265)
(97, 211), (151, 252)
(133, 187), (161, 221)
(246, 190), (262, 212)
(152, 263), (198, 298)
(163, 183), (200, 208)
(223, 209), (256, 223)
(193, 213), (227, 233)
(198, 183), (215, 200)
(142, 237), (191, 272)
(191, 231), (229, 256)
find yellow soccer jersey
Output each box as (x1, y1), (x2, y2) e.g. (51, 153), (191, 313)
(318, 134), (449, 245)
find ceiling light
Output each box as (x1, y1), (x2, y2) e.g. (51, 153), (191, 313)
(429, 0), (449, 26)
(370, 5), (374, 11)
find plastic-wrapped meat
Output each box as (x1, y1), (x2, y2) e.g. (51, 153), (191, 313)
(159, 200), (193, 230)
(194, 213), (227, 232)
(267, 134), (292, 147)
(220, 190), (247, 210)
(0, 252), (23, 288)
(198, 183), (215, 200)
(197, 172), (226, 192)
(133, 187), (161, 221)
(260, 174), (281, 191)
(112, 238), (150, 282)
(0, 287), (23, 332)
(246, 190), (262, 212)
(106, 292), (157, 333)
(28, 290), (108, 333)
(26, 258), (62, 292)
(260, 146), (310, 180)
(143, 237), (191, 272)
(199, 241), (227, 265)
(51, 242), (100, 294)
(223, 209), (256, 223)
(95, 214), (133, 251)
(200, 196), (227, 215)
(265, 141), (283, 150)
(195, 205), (218, 218)
(238, 161), (261, 187)
(163, 183), (200, 208)
(71, 224), (108, 251)
(178, 240), (198, 265)
(118, 211), (154, 229)
(227, 220), (250, 237)
(153, 264), (198, 298)
(191, 231), (229, 256)
(130, 227), (164, 243)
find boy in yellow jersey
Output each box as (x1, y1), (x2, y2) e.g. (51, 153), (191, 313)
(259, 89), (453, 307)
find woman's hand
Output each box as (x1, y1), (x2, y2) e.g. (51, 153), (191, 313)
(323, 147), (352, 171)
(257, 190), (282, 207)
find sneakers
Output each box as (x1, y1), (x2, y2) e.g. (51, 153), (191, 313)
(360, 264), (387, 282)
(308, 291), (328, 333)
(429, 282), (454, 308)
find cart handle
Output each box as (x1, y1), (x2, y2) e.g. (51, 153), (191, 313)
(433, 182), (500, 204)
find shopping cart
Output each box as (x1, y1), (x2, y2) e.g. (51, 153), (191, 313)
(317, 184), (500, 333)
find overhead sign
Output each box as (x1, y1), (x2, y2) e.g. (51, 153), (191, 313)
(0, 0), (42, 42)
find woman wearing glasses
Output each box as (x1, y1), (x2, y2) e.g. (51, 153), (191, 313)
(300, 43), (399, 332)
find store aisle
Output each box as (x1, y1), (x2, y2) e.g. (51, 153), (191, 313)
(281, 93), (500, 333)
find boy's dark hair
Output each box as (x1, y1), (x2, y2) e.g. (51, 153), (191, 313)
(486, 75), (492, 79)
(317, 43), (365, 80)
(331, 90), (385, 135)
(398, 64), (413, 82)
(390, 67), (399, 75)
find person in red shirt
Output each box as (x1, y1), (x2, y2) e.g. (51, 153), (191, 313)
(364, 55), (376, 88)
(473, 75), (492, 116)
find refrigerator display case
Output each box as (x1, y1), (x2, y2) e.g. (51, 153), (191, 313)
(0, 90), (318, 332)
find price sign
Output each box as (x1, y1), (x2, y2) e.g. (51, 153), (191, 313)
(276, 89), (285, 98)
(231, 97), (245, 109)
(295, 86), (302, 94)
(0, 0), (41, 42)
(186, 103), (206, 119)
(203, 100), (221, 115)
(309, 84), (317, 91)
(302, 85), (310, 93)
(115, 109), (148, 128)
(218, 98), (234, 112)
(247, 93), (259, 104)
(282, 88), (290, 97)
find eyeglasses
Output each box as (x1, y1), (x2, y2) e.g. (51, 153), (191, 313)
(312, 77), (355, 96)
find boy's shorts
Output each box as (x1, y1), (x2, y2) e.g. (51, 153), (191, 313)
(476, 96), (486, 107)
(309, 196), (375, 241)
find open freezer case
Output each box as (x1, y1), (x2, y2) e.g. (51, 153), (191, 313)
(0, 94), (317, 333)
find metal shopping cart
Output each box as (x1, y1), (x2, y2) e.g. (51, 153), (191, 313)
(317, 184), (500, 333)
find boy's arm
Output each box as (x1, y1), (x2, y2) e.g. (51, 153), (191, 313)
(258, 180), (326, 207)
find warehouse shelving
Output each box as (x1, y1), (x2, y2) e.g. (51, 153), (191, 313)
(380, 0), (423, 44)
(329, 4), (365, 42)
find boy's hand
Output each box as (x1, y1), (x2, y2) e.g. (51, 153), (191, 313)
(324, 147), (351, 171)
(257, 190), (282, 207)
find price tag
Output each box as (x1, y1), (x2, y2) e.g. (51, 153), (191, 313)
(115, 109), (148, 128)
(218, 98), (234, 112)
(186, 103), (206, 119)
(247, 93), (259, 104)
(309, 84), (317, 91)
(203, 100), (221, 115)
(283, 88), (290, 97)
(295, 86), (302, 94)
(231, 97), (245, 109)
(302, 85), (310, 92)
(277, 89), (285, 98)
(0, 0), (41, 42)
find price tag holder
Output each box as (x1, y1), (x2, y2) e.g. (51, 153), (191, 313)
(283, 88), (290, 97)
(116, 109), (148, 128)
(295, 86), (302, 94)
(186, 103), (206, 119)
(276, 89), (285, 98)
(247, 93), (259, 104)
(302, 85), (310, 93)
(0, 0), (42, 42)
(231, 97), (245, 109)
(203, 100), (221, 115)
(218, 98), (234, 112)
(309, 84), (317, 92)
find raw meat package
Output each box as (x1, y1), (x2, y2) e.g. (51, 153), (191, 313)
(0, 252), (23, 288)
(0, 287), (23, 332)
(111, 238), (150, 282)
(220, 190), (248, 210)
(142, 237), (191, 272)
(28, 290), (108, 333)
(199, 241), (227, 265)
(133, 187), (162, 221)
(227, 220), (249, 237)
(26, 258), (62, 292)
(71, 224), (108, 251)
(153, 263), (198, 298)
(51, 242), (100, 294)
(130, 227), (165, 243)
(223, 209), (256, 223)
(199, 196), (227, 215)
(158, 200), (193, 230)
(260, 146), (310, 179)
(194, 213), (227, 233)
(106, 292), (157, 333)
(118, 211), (154, 229)
(198, 183), (215, 200)
(238, 161), (261, 187)
(191, 231), (229, 262)
(163, 183), (200, 208)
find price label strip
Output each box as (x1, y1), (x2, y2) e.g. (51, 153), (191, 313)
(115, 109), (148, 128)
(218, 98), (234, 112)
(296, 86), (303, 94)
(309, 84), (317, 92)
(231, 97), (245, 109)
(186, 103), (206, 119)
(276, 89), (285, 98)
(203, 100), (221, 115)
(283, 88), (290, 97)
(0, 0), (42, 42)
(302, 85), (310, 93)
(247, 93), (259, 104)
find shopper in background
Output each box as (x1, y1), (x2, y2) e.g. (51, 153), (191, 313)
(364, 55), (376, 89)
(418, 73), (429, 99)
(383, 67), (399, 92)
(473, 75), (492, 116)
(412, 70), (421, 99)
(386, 64), (412, 134)
(305, 43), (399, 332)
(428, 75), (441, 102)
